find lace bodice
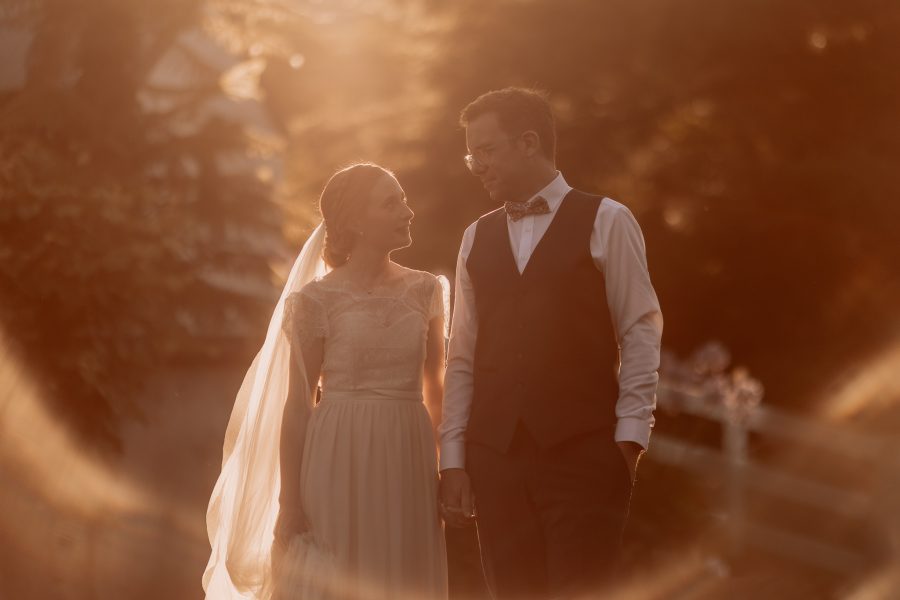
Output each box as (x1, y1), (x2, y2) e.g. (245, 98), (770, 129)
(283, 268), (448, 395)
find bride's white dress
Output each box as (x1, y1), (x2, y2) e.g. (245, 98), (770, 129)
(277, 267), (448, 600)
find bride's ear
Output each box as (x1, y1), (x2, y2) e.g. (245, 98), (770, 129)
(346, 215), (364, 237)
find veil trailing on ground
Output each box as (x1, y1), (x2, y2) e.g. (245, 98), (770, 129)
(203, 224), (327, 599)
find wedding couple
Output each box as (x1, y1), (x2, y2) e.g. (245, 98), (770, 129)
(203, 87), (663, 600)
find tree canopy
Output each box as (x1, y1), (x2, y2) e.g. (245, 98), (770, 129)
(2, 0), (898, 449)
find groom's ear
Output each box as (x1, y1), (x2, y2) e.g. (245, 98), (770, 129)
(520, 130), (542, 158)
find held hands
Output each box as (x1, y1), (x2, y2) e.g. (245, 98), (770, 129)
(273, 507), (310, 556)
(439, 468), (476, 527)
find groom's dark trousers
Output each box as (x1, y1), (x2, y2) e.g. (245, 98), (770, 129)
(467, 424), (632, 599)
(464, 191), (634, 599)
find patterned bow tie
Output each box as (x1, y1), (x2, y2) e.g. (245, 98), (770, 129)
(504, 196), (551, 222)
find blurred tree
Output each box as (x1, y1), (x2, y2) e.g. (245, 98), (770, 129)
(389, 0), (900, 411)
(239, 0), (900, 412)
(0, 0), (286, 451)
(0, 0), (897, 480)
(1, 0), (897, 594)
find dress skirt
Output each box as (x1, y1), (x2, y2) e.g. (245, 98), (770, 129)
(274, 389), (447, 600)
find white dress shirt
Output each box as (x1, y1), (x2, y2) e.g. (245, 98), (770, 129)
(439, 172), (663, 471)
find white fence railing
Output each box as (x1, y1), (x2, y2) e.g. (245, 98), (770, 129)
(646, 343), (898, 575)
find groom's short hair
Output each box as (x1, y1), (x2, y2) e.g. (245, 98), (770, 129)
(460, 87), (556, 160)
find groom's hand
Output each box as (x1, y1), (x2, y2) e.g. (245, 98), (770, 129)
(616, 441), (644, 484)
(439, 468), (476, 527)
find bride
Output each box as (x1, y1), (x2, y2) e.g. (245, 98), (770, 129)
(203, 163), (449, 600)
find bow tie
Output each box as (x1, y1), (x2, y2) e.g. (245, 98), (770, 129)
(504, 196), (551, 222)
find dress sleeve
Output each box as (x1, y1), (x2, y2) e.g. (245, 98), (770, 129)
(282, 287), (329, 348)
(426, 273), (450, 337)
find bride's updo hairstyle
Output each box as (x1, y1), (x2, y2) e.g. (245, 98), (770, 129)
(319, 162), (394, 268)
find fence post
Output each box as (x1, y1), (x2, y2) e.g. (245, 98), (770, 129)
(720, 366), (764, 556)
(723, 409), (748, 553)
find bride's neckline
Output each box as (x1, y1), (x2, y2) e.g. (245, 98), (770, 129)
(317, 264), (415, 296)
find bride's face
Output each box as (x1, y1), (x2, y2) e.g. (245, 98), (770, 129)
(356, 173), (414, 253)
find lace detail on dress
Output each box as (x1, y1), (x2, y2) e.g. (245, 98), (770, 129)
(283, 288), (329, 350)
(282, 268), (447, 394)
(428, 275), (451, 337)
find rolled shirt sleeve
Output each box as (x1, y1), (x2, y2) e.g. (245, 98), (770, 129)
(593, 201), (663, 449)
(438, 224), (478, 470)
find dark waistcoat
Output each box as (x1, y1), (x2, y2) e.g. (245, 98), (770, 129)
(465, 190), (620, 453)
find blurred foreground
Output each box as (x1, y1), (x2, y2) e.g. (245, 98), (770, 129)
(2, 0), (900, 598)
(3, 333), (899, 599)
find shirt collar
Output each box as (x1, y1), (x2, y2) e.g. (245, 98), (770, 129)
(527, 171), (571, 213)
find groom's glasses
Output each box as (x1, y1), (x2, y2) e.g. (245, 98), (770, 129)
(463, 136), (518, 172)
(463, 149), (493, 172)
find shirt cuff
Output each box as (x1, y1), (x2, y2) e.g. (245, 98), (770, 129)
(614, 417), (652, 450)
(439, 441), (466, 471)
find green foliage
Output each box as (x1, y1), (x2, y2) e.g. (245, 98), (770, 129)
(2, 0), (899, 449)
(263, 0), (900, 409)
(0, 0), (283, 450)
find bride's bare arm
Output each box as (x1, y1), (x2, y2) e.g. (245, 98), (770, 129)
(277, 336), (323, 525)
(423, 315), (446, 438)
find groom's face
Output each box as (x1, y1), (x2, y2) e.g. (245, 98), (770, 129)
(465, 112), (528, 203)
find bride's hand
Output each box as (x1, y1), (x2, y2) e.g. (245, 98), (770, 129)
(273, 508), (310, 553)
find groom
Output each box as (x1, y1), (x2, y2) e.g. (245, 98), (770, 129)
(439, 87), (663, 599)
